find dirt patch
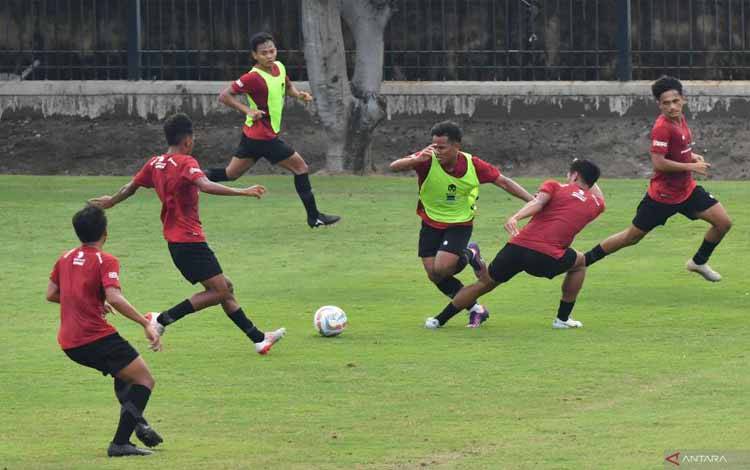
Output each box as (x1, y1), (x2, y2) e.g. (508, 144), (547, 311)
(1, 114), (748, 179)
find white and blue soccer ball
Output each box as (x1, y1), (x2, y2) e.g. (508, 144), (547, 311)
(314, 306), (348, 337)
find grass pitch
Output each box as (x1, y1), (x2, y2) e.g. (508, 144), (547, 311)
(1, 175), (748, 469)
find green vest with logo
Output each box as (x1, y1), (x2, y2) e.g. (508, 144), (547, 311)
(419, 152), (479, 223)
(244, 61), (286, 133)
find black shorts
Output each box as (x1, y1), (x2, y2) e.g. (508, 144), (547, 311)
(418, 221), (473, 258)
(632, 185), (719, 232)
(488, 243), (578, 283)
(235, 134), (295, 164)
(64, 333), (139, 377)
(168, 242), (223, 284)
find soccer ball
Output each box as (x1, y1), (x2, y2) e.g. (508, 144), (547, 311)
(314, 306), (348, 337)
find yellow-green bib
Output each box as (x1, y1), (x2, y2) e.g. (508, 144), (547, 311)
(244, 61), (286, 133)
(419, 152), (479, 223)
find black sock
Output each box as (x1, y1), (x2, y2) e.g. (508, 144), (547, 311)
(584, 244), (608, 267)
(294, 173), (319, 219)
(158, 299), (195, 326)
(453, 249), (470, 274)
(692, 239), (719, 265)
(113, 384), (151, 445)
(557, 300), (575, 321)
(227, 308), (265, 343)
(206, 168), (229, 182)
(435, 276), (463, 298)
(435, 302), (461, 326)
(114, 379), (147, 425)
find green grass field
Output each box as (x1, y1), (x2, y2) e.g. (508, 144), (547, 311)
(1, 175), (748, 469)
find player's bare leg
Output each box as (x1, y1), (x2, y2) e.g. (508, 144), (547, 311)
(585, 224), (647, 267)
(279, 152), (340, 227)
(686, 202), (732, 281)
(554, 252), (586, 329)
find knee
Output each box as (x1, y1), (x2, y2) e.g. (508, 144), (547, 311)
(224, 276), (235, 294)
(427, 269), (447, 284)
(718, 218), (733, 235)
(139, 374), (155, 390)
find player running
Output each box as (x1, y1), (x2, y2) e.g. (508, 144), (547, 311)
(390, 121), (533, 327)
(584, 76), (732, 280)
(90, 113), (285, 355)
(204, 31), (340, 228)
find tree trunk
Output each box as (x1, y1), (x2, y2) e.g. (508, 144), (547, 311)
(300, 0), (350, 172)
(341, 0), (393, 174)
(302, 0), (393, 174)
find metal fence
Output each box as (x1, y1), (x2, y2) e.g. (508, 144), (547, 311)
(2, 0), (750, 81)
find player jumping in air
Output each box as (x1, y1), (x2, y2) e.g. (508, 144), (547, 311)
(426, 160), (605, 330)
(47, 205), (163, 457)
(390, 121), (533, 327)
(204, 31), (340, 228)
(90, 113), (285, 355)
(583, 76), (732, 281)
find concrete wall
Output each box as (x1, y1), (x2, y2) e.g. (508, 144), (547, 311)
(2, 80), (750, 121)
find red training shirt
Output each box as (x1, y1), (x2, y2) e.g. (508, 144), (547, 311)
(133, 153), (207, 243)
(51, 245), (120, 349)
(413, 153), (501, 229)
(510, 180), (605, 259)
(648, 114), (697, 204)
(231, 62), (292, 141)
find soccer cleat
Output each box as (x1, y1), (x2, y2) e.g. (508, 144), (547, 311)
(467, 305), (490, 328)
(308, 212), (341, 228)
(686, 259), (722, 282)
(134, 423), (163, 448)
(144, 312), (165, 337)
(107, 442), (154, 457)
(255, 327), (286, 355)
(424, 317), (441, 329)
(467, 241), (487, 279)
(552, 318), (583, 329)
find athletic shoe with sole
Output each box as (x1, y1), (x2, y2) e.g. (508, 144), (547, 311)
(107, 442), (153, 457)
(255, 327), (287, 355)
(424, 317), (441, 329)
(467, 305), (490, 328)
(467, 242), (486, 279)
(686, 259), (722, 282)
(308, 212), (341, 228)
(134, 423), (163, 448)
(144, 312), (165, 337)
(552, 318), (583, 329)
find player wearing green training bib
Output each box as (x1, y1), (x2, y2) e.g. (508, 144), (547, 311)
(205, 32), (339, 229)
(390, 121), (534, 328)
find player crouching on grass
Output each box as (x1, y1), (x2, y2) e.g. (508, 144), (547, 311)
(47, 205), (163, 457)
(89, 113), (285, 355)
(426, 159), (605, 330)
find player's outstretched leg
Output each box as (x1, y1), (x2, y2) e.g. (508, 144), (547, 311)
(424, 252), (489, 327)
(427, 276), (498, 329)
(466, 242), (490, 328)
(107, 357), (156, 457)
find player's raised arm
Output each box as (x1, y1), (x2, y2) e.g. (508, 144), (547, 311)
(193, 176), (266, 198)
(389, 145), (434, 172)
(89, 179), (140, 210)
(504, 191), (552, 236)
(492, 174), (534, 202)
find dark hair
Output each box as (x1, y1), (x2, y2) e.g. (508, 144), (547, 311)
(250, 32), (275, 52)
(569, 159), (601, 186)
(652, 75), (683, 100)
(164, 113), (193, 146)
(73, 204), (107, 243)
(430, 120), (463, 143)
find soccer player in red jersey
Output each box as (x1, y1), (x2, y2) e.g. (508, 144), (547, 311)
(426, 160), (605, 329)
(47, 205), (163, 457)
(390, 121), (533, 327)
(584, 76), (732, 281)
(90, 113), (286, 355)
(204, 32), (340, 228)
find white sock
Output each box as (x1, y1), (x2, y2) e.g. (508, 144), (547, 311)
(469, 304), (483, 314)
